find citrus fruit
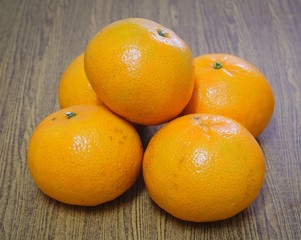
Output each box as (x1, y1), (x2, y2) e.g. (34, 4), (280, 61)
(58, 53), (101, 108)
(28, 105), (143, 206)
(182, 54), (275, 137)
(143, 113), (266, 222)
(84, 18), (194, 125)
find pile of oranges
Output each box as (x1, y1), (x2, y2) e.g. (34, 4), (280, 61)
(28, 18), (274, 222)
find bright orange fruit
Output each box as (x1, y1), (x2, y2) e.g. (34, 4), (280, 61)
(58, 53), (101, 108)
(28, 105), (143, 206)
(183, 54), (275, 137)
(143, 113), (266, 222)
(84, 18), (194, 125)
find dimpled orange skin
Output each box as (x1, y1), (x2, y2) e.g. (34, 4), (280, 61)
(84, 18), (194, 125)
(143, 113), (266, 222)
(28, 105), (143, 206)
(183, 54), (275, 137)
(58, 53), (101, 108)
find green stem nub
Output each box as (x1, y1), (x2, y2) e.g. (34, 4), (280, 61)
(213, 62), (222, 69)
(65, 111), (77, 119)
(158, 29), (167, 37)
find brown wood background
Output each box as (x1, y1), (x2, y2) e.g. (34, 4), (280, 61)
(0, 0), (300, 239)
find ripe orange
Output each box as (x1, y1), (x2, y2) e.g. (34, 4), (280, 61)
(28, 105), (143, 206)
(58, 53), (101, 108)
(84, 18), (194, 125)
(182, 54), (275, 137)
(143, 113), (266, 222)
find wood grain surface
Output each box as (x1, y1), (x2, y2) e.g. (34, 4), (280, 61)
(0, 0), (300, 239)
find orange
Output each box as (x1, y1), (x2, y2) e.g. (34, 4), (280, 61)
(84, 18), (194, 125)
(183, 54), (275, 137)
(28, 105), (143, 206)
(143, 113), (266, 222)
(58, 53), (101, 108)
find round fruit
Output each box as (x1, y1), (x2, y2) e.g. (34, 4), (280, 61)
(182, 54), (275, 137)
(84, 18), (194, 125)
(58, 53), (101, 108)
(143, 113), (266, 222)
(28, 105), (143, 206)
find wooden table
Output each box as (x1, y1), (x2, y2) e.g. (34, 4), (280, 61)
(1, 0), (300, 239)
